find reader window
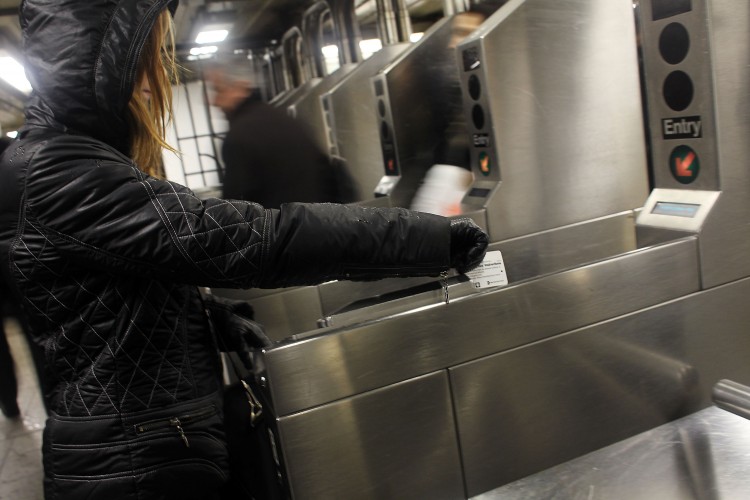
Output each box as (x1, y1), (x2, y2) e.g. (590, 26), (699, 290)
(652, 201), (700, 218)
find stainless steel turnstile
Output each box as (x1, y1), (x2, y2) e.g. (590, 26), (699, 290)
(456, 0), (649, 241)
(285, 63), (358, 152)
(371, 14), (481, 208)
(319, 42), (410, 200)
(635, 0), (750, 289)
(213, 0), (750, 498)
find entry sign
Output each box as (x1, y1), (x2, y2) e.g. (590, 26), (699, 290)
(662, 116), (702, 140)
(669, 145), (700, 184)
(466, 250), (508, 289)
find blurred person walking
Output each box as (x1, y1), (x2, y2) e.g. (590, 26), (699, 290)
(206, 58), (358, 207)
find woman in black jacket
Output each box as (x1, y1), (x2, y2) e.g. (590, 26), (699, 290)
(0, 1), (487, 499)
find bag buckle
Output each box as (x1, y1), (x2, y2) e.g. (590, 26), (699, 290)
(240, 379), (264, 426)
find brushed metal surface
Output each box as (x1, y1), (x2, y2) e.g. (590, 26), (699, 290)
(316, 274), (439, 316)
(712, 379), (750, 421)
(269, 77), (318, 109)
(318, 275), (477, 330)
(208, 286), (322, 341)
(276, 371), (464, 500)
(286, 63), (358, 152)
(493, 211), (639, 283)
(473, 406), (750, 500)
(212, 275), (449, 341)
(321, 43), (410, 200)
(458, 0), (649, 242)
(241, 287), (323, 342)
(636, 226), (692, 248)
(452, 275), (750, 496)
(263, 236), (699, 416)
(689, 0), (750, 287)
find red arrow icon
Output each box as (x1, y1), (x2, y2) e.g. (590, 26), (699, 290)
(669, 146), (700, 184)
(675, 151), (696, 177)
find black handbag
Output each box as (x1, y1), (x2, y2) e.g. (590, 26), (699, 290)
(203, 293), (288, 500)
(221, 354), (287, 500)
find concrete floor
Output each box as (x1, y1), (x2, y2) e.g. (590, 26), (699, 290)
(0, 317), (45, 500)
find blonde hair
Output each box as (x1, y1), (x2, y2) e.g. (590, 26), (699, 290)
(127, 10), (179, 178)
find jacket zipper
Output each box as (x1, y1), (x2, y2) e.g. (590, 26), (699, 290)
(134, 404), (217, 448)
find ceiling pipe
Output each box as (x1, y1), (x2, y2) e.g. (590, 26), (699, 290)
(375, 0), (414, 44)
(375, 0), (399, 45)
(442, 0), (469, 16)
(280, 26), (305, 90)
(301, 1), (331, 79)
(393, 0), (413, 42)
(330, 0), (363, 64)
(267, 46), (287, 97)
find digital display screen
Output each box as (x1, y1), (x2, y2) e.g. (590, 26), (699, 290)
(652, 0), (692, 21)
(467, 188), (491, 198)
(462, 47), (481, 72)
(651, 201), (700, 218)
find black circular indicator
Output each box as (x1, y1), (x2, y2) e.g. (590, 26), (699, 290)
(472, 104), (485, 129)
(380, 121), (390, 140)
(378, 99), (386, 118)
(468, 75), (481, 100)
(659, 23), (690, 64)
(663, 71), (694, 111)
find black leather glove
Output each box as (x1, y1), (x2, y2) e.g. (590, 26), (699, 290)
(203, 294), (273, 351)
(450, 218), (489, 274)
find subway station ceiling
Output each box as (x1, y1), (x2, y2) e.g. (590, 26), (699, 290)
(0, 0), (443, 132)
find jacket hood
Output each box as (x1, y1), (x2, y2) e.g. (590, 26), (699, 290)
(20, 0), (179, 155)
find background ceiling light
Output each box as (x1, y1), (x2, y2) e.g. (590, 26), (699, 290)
(190, 45), (219, 56)
(0, 56), (32, 94)
(195, 29), (229, 44)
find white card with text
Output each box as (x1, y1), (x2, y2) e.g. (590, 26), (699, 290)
(466, 250), (508, 289)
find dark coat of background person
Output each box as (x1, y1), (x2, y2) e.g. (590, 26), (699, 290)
(221, 92), (358, 207)
(0, 1), (485, 499)
(0, 249), (21, 419)
(0, 136), (48, 419)
(0, 136), (19, 419)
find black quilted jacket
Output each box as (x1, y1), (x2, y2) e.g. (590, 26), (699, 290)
(0, 1), (451, 499)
